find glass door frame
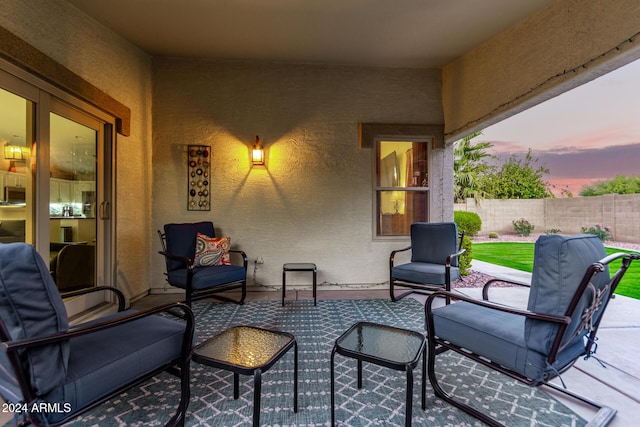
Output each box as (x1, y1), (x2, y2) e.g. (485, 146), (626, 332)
(0, 59), (116, 315)
(48, 100), (111, 315)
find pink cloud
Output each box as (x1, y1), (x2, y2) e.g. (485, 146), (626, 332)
(547, 178), (601, 197)
(549, 125), (638, 151)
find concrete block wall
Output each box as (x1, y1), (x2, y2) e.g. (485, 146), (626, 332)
(612, 195), (640, 242)
(455, 194), (640, 243)
(455, 198), (546, 236)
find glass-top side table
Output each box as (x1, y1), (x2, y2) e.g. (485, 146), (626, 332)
(282, 262), (317, 306)
(330, 321), (426, 427)
(193, 325), (298, 427)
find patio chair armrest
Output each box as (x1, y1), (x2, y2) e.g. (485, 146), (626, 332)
(424, 290), (571, 326)
(229, 249), (248, 269)
(159, 251), (194, 269)
(482, 278), (531, 300)
(445, 248), (466, 267)
(4, 302), (195, 351)
(60, 286), (126, 312)
(390, 246), (412, 267)
(599, 251), (640, 266)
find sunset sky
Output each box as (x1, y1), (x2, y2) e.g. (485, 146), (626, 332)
(477, 59), (640, 196)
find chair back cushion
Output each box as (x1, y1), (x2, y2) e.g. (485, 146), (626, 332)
(0, 243), (69, 399)
(163, 222), (215, 272)
(410, 222), (459, 267)
(525, 234), (608, 355)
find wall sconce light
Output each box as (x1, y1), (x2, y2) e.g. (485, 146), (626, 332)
(4, 144), (25, 160)
(252, 135), (265, 166)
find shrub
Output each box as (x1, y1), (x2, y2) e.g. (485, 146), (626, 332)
(488, 232), (499, 239)
(512, 218), (534, 237)
(546, 228), (561, 235)
(454, 211), (481, 275)
(581, 223), (612, 241)
(454, 211), (482, 237)
(457, 234), (472, 276)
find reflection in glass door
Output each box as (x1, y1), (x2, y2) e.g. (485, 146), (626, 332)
(49, 112), (98, 292)
(0, 87), (33, 245)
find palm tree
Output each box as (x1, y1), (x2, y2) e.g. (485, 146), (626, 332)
(454, 131), (493, 202)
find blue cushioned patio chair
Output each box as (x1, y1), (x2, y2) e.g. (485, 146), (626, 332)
(158, 221), (247, 306)
(0, 243), (194, 427)
(390, 222), (465, 303)
(425, 234), (639, 427)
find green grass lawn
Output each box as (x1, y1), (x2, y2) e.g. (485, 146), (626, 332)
(472, 242), (640, 299)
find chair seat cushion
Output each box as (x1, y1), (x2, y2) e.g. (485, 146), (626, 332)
(432, 301), (586, 383)
(392, 262), (460, 285)
(168, 265), (246, 290)
(40, 311), (187, 424)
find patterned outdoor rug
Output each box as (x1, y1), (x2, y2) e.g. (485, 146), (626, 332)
(67, 299), (586, 426)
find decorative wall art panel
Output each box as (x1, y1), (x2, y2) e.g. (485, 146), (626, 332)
(187, 145), (210, 211)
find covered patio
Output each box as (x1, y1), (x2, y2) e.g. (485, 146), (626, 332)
(1, 0), (638, 302)
(0, 0), (639, 425)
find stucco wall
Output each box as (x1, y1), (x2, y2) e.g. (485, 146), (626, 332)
(151, 59), (444, 292)
(0, 0), (153, 299)
(455, 194), (640, 242)
(442, 0), (640, 142)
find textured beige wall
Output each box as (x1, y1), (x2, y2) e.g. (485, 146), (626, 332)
(455, 194), (640, 242)
(152, 59), (444, 291)
(443, 0), (640, 141)
(0, 0), (153, 299)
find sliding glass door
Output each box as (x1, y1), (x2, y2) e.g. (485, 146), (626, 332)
(49, 107), (99, 293)
(0, 65), (114, 315)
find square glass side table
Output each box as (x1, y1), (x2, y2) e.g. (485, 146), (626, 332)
(330, 321), (426, 427)
(193, 325), (298, 426)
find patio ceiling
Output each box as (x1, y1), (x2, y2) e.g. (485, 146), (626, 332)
(68, 0), (556, 68)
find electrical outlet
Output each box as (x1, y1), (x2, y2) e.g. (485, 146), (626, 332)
(256, 256), (264, 264)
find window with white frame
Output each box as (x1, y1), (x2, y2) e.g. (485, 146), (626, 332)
(375, 140), (429, 237)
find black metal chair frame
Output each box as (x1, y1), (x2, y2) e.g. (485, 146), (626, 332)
(389, 231), (465, 303)
(425, 251), (639, 427)
(2, 286), (195, 427)
(158, 229), (247, 306)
